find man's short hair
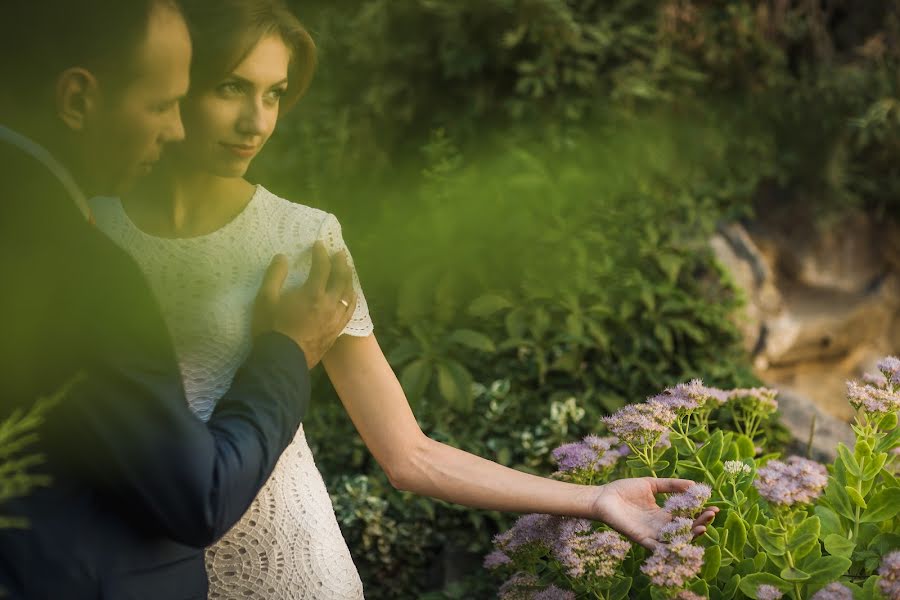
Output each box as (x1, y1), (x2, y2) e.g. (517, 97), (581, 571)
(0, 0), (182, 111)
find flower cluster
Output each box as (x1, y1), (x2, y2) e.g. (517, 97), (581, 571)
(753, 456), (828, 507)
(499, 572), (539, 599)
(602, 402), (676, 448)
(878, 356), (900, 386)
(658, 517), (694, 544)
(879, 551), (900, 600)
(671, 591), (706, 600)
(663, 483), (712, 518)
(650, 379), (729, 413)
(756, 584), (784, 600)
(550, 435), (628, 475)
(492, 513), (557, 555)
(554, 530), (631, 579)
(809, 582), (853, 600)
(640, 540), (704, 588)
(846, 380), (900, 415)
(729, 387), (779, 413)
(723, 460), (752, 478)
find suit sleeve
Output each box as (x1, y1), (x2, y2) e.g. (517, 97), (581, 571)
(43, 197), (309, 548)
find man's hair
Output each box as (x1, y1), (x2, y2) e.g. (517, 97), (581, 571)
(0, 0), (182, 112)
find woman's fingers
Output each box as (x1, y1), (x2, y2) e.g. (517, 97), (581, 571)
(649, 478), (694, 494)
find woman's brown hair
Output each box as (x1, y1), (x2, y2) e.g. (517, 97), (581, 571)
(179, 0), (316, 114)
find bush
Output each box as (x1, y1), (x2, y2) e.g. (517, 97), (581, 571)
(484, 359), (900, 599)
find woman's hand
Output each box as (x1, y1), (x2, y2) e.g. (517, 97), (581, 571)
(592, 478), (719, 550)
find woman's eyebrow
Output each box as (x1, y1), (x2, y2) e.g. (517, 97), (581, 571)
(227, 74), (289, 88)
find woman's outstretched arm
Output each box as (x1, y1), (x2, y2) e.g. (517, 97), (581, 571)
(321, 334), (716, 549)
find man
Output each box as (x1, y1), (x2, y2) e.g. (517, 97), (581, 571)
(0, 1), (355, 597)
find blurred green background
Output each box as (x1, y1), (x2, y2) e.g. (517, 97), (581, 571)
(246, 1), (900, 597)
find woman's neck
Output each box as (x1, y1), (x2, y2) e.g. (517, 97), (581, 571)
(123, 166), (256, 239)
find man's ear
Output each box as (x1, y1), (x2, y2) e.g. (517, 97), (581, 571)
(55, 67), (101, 131)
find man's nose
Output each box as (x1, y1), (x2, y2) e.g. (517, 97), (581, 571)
(162, 103), (186, 143)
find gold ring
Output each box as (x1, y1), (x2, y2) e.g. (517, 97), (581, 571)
(340, 298), (350, 308)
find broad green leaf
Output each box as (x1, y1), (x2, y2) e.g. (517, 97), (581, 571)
(724, 511), (747, 556)
(467, 294), (512, 318)
(753, 524), (785, 556)
(701, 545), (721, 581)
(698, 430), (724, 465)
(859, 487), (900, 522)
(824, 483), (856, 520)
(804, 555), (851, 584)
(780, 567), (810, 582)
(879, 411), (898, 431)
(845, 485), (867, 509)
(609, 576), (631, 600)
(869, 533), (900, 557)
(837, 444), (862, 478)
(862, 452), (887, 480)
(787, 516), (820, 560)
(446, 329), (496, 353)
(735, 435), (755, 459)
(823, 533), (855, 559)
(723, 574), (740, 599)
(814, 505), (843, 538)
(400, 358), (432, 401)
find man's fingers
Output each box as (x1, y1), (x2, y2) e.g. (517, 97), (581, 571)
(258, 254), (289, 304)
(651, 478), (694, 494)
(306, 241), (331, 295)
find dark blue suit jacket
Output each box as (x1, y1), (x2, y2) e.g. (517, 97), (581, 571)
(0, 130), (310, 598)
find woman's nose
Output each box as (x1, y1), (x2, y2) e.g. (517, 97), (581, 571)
(237, 98), (267, 135)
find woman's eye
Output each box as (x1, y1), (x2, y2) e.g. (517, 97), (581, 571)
(218, 82), (243, 96)
(265, 88), (288, 104)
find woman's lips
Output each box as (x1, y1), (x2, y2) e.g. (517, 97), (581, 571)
(221, 143), (257, 158)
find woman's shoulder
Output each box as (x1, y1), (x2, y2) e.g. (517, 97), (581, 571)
(252, 185), (341, 249)
(253, 185), (333, 228)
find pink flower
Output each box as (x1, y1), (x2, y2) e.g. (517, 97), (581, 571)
(729, 387), (779, 413)
(553, 529), (631, 579)
(878, 551), (900, 600)
(650, 379), (729, 413)
(753, 456), (828, 507)
(810, 582), (853, 600)
(533, 586), (576, 600)
(640, 540), (704, 588)
(551, 435), (626, 474)
(847, 380), (900, 414)
(602, 403), (676, 448)
(756, 584), (784, 600)
(663, 483), (712, 518)
(483, 549), (512, 569)
(658, 517), (694, 544)
(672, 592), (706, 600)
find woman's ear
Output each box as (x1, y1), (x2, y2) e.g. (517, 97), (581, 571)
(55, 67), (100, 131)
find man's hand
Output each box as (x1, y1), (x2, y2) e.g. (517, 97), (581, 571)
(252, 241), (358, 368)
(591, 478), (719, 550)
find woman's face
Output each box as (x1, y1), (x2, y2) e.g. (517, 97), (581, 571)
(179, 34), (290, 177)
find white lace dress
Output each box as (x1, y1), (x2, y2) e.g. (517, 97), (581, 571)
(91, 186), (370, 599)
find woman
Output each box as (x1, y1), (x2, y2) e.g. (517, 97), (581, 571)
(91, 1), (717, 597)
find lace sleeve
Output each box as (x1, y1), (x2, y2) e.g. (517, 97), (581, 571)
(316, 213), (374, 337)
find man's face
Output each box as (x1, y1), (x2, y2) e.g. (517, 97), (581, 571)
(81, 5), (191, 195)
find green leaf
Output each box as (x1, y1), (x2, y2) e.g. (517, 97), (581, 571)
(862, 452), (888, 480)
(739, 573), (789, 598)
(803, 555), (851, 584)
(467, 294), (512, 318)
(608, 576), (631, 600)
(753, 524), (785, 556)
(657, 446), (678, 478)
(837, 444), (862, 478)
(824, 483), (856, 520)
(704, 524), (721, 544)
(701, 544), (721, 581)
(845, 485), (868, 509)
(723, 574), (740, 599)
(879, 411), (898, 431)
(823, 533), (855, 559)
(787, 516), (820, 560)
(735, 434), (755, 459)
(400, 358), (432, 401)
(814, 505), (843, 538)
(780, 567), (810, 582)
(870, 533), (900, 557)
(724, 511), (747, 556)
(859, 487), (900, 522)
(698, 430), (724, 465)
(446, 328), (496, 352)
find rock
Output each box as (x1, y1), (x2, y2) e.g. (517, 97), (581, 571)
(777, 389), (855, 463)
